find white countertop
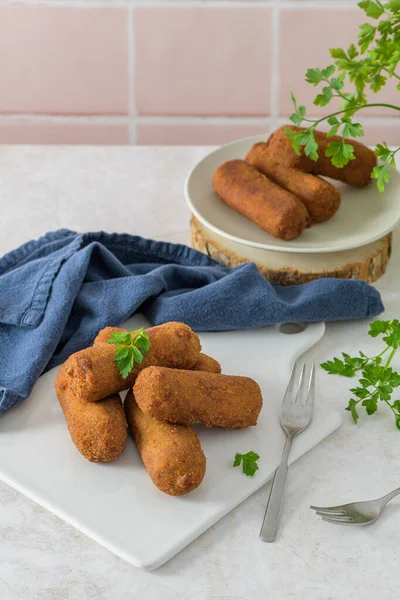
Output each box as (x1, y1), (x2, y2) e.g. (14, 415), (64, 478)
(0, 146), (399, 600)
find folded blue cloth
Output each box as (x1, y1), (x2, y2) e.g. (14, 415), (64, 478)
(0, 229), (383, 415)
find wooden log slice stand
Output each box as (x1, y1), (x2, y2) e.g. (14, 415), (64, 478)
(191, 216), (391, 286)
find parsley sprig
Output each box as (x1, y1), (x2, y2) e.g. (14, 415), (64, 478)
(287, 1), (400, 192)
(107, 328), (151, 379)
(321, 319), (400, 429)
(233, 451), (260, 477)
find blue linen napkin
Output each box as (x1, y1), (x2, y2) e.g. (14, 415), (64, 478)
(0, 229), (384, 415)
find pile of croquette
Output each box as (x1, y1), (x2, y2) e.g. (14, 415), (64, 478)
(55, 322), (263, 496)
(213, 125), (377, 241)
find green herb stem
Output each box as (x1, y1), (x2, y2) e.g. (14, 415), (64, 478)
(302, 103), (400, 128)
(385, 346), (398, 368)
(383, 398), (399, 420)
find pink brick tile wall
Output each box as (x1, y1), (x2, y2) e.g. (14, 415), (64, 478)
(0, 6), (129, 116)
(0, 121), (129, 145)
(0, 1), (396, 147)
(134, 7), (272, 116)
(137, 121), (270, 145)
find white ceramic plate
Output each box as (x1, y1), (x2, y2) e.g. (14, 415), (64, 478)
(0, 315), (341, 570)
(185, 134), (400, 254)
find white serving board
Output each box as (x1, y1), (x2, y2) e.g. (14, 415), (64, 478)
(0, 316), (341, 570)
(185, 134), (400, 254)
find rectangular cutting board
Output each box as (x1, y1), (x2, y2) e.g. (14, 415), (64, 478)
(0, 316), (341, 569)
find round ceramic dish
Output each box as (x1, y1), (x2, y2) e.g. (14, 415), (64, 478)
(185, 134), (400, 254)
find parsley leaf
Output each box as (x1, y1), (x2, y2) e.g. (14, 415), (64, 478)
(290, 113), (303, 127)
(321, 356), (359, 377)
(371, 74), (387, 93)
(358, 23), (376, 54)
(297, 129), (319, 161)
(325, 140), (356, 168)
(347, 43), (359, 59)
(362, 394), (379, 415)
(372, 164), (392, 193)
(346, 399), (359, 423)
(341, 120), (364, 138)
(283, 126), (301, 156)
(369, 320), (392, 337)
(322, 319), (400, 429)
(330, 48), (347, 60)
(305, 68), (325, 86)
(387, 0), (400, 11)
(390, 373), (400, 387)
(358, 1), (384, 20)
(314, 86), (333, 107)
(233, 451), (260, 477)
(107, 327), (152, 379)
(108, 331), (132, 345)
(374, 143), (396, 168)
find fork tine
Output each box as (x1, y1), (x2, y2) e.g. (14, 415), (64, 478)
(311, 508), (346, 516)
(321, 516), (355, 526)
(310, 505), (345, 512)
(305, 363), (315, 406)
(293, 363), (306, 404)
(316, 512), (353, 521)
(283, 361), (299, 404)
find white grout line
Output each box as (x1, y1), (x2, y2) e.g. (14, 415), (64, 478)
(0, 0), (276, 7)
(0, 0), (358, 6)
(136, 116), (271, 125)
(268, 0), (280, 132)
(128, 6), (136, 144)
(356, 116), (400, 126)
(277, 116), (400, 126)
(0, 0), (130, 6)
(278, 1), (359, 9)
(0, 115), (130, 124)
(0, 114), (396, 126)
(131, 0), (273, 6)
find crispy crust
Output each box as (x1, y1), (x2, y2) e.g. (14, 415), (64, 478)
(55, 366), (127, 462)
(125, 390), (206, 496)
(245, 142), (341, 223)
(191, 353), (221, 373)
(266, 126), (377, 187)
(212, 159), (310, 240)
(63, 322), (202, 403)
(93, 326), (153, 345)
(134, 366), (263, 428)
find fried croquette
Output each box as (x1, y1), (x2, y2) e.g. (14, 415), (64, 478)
(134, 366), (263, 428)
(125, 390), (206, 496)
(64, 322), (202, 403)
(94, 327), (221, 373)
(266, 126), (376, 187)
(245, 142), (341, 223)
(191, 353), (221, 373)
(55, 366), (127, 462)
(93, 326), (130, 345)
(213, 159), (310, 240)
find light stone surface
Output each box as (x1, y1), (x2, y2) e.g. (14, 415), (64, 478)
(0, 145), (399, 600)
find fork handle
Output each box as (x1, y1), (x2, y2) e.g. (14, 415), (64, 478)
(259, 433), (293, 542)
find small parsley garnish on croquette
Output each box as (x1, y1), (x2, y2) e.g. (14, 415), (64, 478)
(233, 451), (260, 477)
(107, 328), (151, 379)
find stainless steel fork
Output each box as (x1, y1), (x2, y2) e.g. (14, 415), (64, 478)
(259, 361), (315, 543)
(310, 487), (400, 526)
